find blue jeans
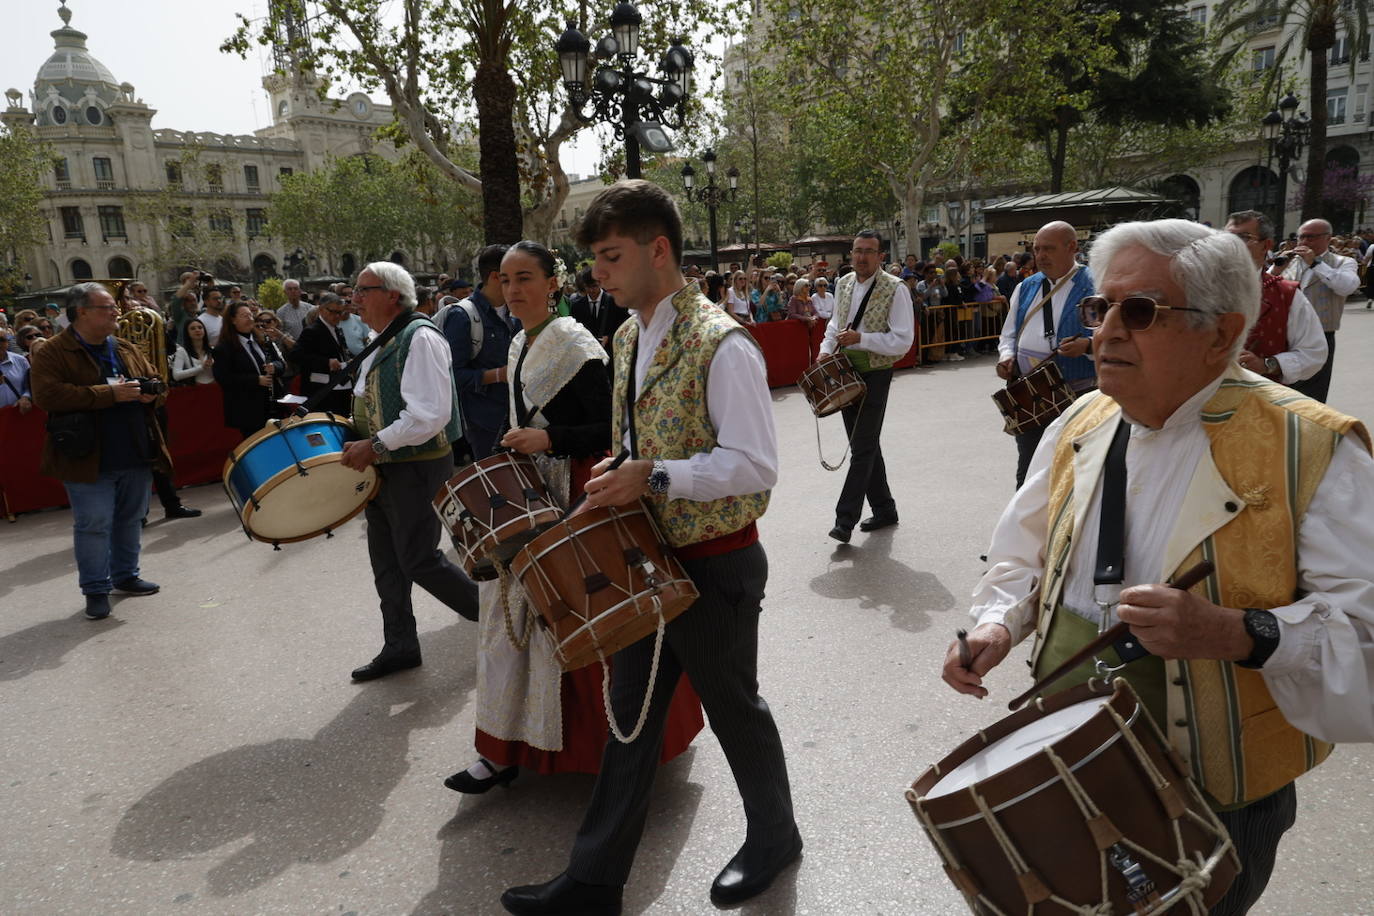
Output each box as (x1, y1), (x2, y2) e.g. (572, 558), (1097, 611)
(64, 467), (152, 595)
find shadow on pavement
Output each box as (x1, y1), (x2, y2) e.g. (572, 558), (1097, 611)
(810, 531), (955, 632)
(413, 748), (706, 915)
(0, 614), (126, 681)
(110, 621), (476, 897)
(0, 547), (76, 600)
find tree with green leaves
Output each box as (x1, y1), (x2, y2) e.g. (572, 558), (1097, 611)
(0, 126), (56, 296)
(759, 0), (1114, 256)
(1025, 1), (1231, 193)
(1212, 0), (1372, 220)
(225, 0), (735, 246)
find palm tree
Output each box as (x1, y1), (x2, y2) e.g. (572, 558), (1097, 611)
(1213, 0), (1372, 220)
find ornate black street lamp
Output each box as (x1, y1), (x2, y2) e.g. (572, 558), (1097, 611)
(1261, 92), (1309, 242)
(555, 3), (692, 178)
(681, 150), (739, 273)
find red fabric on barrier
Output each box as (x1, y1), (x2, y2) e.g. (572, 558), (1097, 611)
(0, 405), (69, 515)
(166, 384), (246, 488)
(747, 318), (919, 386)
(0, 385), (242, 517)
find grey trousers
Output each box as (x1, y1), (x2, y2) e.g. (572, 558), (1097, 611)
(567, 542), (796, 886)
(364, 453), (478, 657)
(1209, 782), (1298, 916)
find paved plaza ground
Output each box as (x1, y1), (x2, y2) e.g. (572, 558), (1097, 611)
(3, 305), (1373, 915)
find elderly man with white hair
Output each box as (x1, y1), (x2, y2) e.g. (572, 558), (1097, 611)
(944, 220), (1374, 915)
(339, 261), (478, 682)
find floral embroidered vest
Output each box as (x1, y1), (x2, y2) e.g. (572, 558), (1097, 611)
(351, 315), (461, 463)
(611, 283), (771, 547)
(834, 269), (901, 372)
(1032, 368), (1370, 805)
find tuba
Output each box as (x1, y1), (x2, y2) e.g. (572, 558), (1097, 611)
(117, 305), (169, 380)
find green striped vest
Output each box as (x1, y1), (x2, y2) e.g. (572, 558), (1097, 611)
(1032, 368), (1370, 806)
(351, 314), (461, 463)
(834, 269), (901, 372)
(611, 283), (770, 548)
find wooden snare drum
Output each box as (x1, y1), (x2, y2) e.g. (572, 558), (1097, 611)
(908, 679), (1237, 915)
(510, 502), (698, 672)
(432, 483), (497, 581)
(992, 358), (1076, 437)
(799, 352), (866, 418)
(435, 452), (562, 563)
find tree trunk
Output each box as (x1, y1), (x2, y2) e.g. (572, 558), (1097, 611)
(1049, 110), (1072, 193)
(1302, 31), (1333, 222)
(472, 59), (523, 245)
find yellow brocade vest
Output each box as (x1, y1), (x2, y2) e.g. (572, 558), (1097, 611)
(611, 283), (771, 548)
(833, 269), (901, 372)
(1032, 367), (1371, 806)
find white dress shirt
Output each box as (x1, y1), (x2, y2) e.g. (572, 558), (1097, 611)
(621, 289), (778, 501)
(811, 291), (835, 320)
(1284, 252), (1361, 332)
(998, 270), (1080, 373)
(1273, 287), (1327, 383)
(352, 323), (455, 451)
(818, 273), (915, 357)
(970, 374), (1374, 744)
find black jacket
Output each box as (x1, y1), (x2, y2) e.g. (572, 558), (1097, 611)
(568, 292), (628, 343)
(289, 320), (348, 397)
(213, 331), (282, 432)
(513, 357), (612, 460)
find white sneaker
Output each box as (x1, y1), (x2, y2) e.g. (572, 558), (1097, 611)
(946, 353), (965, 362)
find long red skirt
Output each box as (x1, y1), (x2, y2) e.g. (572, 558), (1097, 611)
(474, 453), (705, 774)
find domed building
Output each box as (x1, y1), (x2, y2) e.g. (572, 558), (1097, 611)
(2, 2), (409, 293)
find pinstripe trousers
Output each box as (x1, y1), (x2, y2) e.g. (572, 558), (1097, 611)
(567, 542), (797, 886)
(1209, 782), (1298, 916)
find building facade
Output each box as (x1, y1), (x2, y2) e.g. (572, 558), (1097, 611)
(1, 3), (403, 294)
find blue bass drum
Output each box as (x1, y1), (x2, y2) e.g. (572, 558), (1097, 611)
(223, 413), (379, 547)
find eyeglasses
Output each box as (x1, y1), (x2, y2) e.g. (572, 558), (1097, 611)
(851, 247), (880, 256)
(1227, 231), (1260, 243)
(323, 307), (345, 315)
(353, 284), (385, 294)
(1078, 295), (1206, 331)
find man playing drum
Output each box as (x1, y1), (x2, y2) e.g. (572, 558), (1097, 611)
(340, 262), (479, 681)
(944, 220), (1374, 915)
(500, 180), (799, 915)
(996, 220), (1096, 488)
(817, 230), (915, 543)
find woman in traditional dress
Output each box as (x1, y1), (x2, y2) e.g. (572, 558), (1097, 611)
(444, 241), (704, 793)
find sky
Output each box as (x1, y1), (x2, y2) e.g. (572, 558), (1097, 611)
(9, 0), (608, 176)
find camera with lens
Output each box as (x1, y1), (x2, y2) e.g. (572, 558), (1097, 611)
(130, 376), (167, 396)
(197, 270), (213, 286)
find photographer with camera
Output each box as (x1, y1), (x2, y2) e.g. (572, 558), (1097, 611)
(30, 282), (170, 621)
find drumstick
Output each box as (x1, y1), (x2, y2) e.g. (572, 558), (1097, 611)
(956, 629), (972, 670)
(565, 448), (632, 516)
(1006, 560), (1215, 711)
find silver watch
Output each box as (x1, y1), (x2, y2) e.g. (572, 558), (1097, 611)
(1263, 356), (1280, 376)
(370, 434), (387, 457)
(647, 459), (670, 495)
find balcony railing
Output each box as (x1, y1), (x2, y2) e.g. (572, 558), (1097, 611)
(55, 179), (71, 190)
(64, 231), (86, 240)
(95, 179), (115, 190)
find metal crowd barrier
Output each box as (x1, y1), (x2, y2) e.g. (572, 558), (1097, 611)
(917, 299), (1006, 360)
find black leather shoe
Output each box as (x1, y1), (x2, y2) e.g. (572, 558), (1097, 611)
(351, 653), (422, 681)
(828, 525), (851, 544)
(710, 829), (803, 906)
(113, 578), (160, 596)
(501, 872), (623, 916)
(444, 758), (519, 794)
(164, 505), (202, 519)
(84, 594), (112, 620)
(858, 515), (899, 532)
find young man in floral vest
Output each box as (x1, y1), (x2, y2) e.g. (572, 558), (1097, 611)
(817, 230), (915, 543)
(501, 180), (799, 915)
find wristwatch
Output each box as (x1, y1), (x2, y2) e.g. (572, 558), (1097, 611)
(1236, 608), (1280, 669)
(647, 459), (670, 495)
(1262, 356), (1280, 377)
(370, 434), (388, 458)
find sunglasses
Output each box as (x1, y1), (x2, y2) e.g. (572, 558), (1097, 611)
(1078, 295), (1206, 331)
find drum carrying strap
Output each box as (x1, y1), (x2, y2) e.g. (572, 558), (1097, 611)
(292, 311), (428, 417)
(811, 277), (878, 472)
(1009, 265), (1079, 380)
(1093, 418), (1150, 665)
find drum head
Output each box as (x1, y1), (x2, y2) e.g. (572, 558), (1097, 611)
(245, 462), (378, 542)
(924, 696), (1107, 799)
